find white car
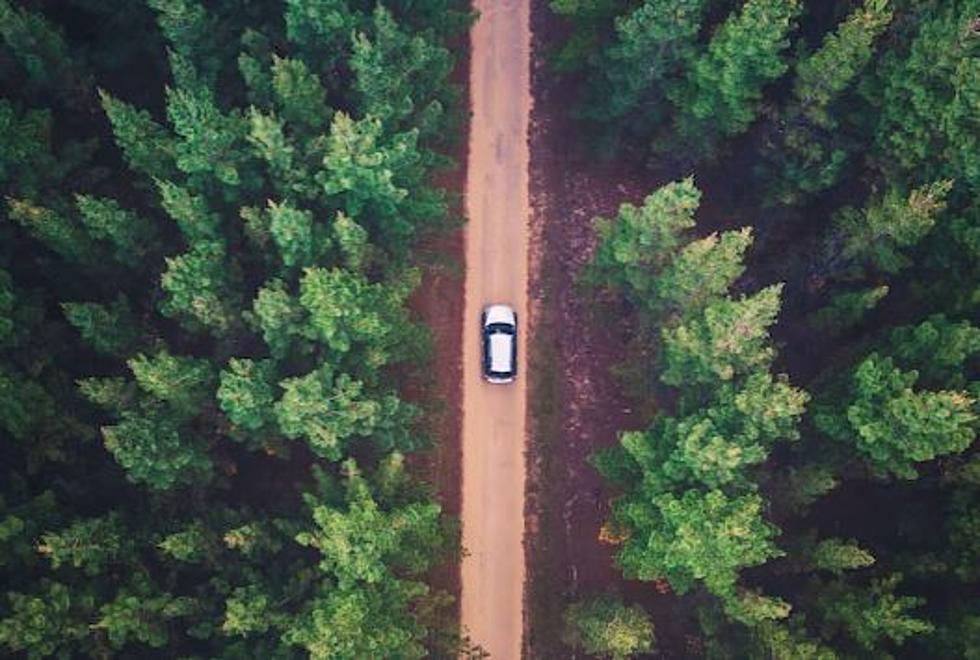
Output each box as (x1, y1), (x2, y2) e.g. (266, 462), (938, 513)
(481, 304), (517, 384)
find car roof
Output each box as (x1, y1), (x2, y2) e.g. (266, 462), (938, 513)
(484, 304), (516, 326)
(489, 333), (514, 373)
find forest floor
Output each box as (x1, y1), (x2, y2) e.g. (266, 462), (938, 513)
(524, 3), (706, 658)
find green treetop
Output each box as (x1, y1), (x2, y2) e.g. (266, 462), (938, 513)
(582, 177), (699, 300)
(671, 0), (802, 155)
(612, 488), (783, 597)
(654, 227), (753, 318)
(660, 284), (784, 386)
(816, 574), (934, 651)
(816, 354), (977, 479)
(562, 595), (656, 660)
(350, 6), (453, 138)
(217, 358), (277, 433)
(75, 194), (160, 267)
(159, 240), (241, 336)
(62, 296), (141, 356)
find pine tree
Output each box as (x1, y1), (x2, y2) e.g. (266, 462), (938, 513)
(661, 285), (784, 386)
(759, 0), (893, 206)
(562, 595), (656, 660)
(582, 178), (700, 300)
(816, 354), (977, 479)
(670, 0), (802, 156)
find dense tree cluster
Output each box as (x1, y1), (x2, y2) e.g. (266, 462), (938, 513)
(570, 0), (979, 657)
(0, 0), (470, 656)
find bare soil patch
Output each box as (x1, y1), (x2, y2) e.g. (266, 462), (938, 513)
(524, 4), (703, 658)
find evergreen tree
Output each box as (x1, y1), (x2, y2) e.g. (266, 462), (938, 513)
(669, 0), (802, 156)
(562, 595), (656, 660)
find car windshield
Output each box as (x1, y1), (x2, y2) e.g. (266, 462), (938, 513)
(487, 322), (515, 334)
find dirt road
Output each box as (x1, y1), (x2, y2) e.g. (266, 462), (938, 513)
(460, 0), (531, 657)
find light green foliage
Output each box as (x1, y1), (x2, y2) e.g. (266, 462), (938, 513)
(874, 2), (980, 191)
(562, 595), (655, 660)
(217, 358), (277, 432)
(666, 374), (808, 487)
(157, 522), (213, 562)
(318, 112), (442, 248)
(816, 355), (977, 479)
(246, 108), (294, 184)
(655, 227), (753, 316)
(661, 285), (784, 386)
(582, 178), (699, 299)
(351, 6), (452, 136)
(672, 0), (801, 151)
(299, 267), (412, 366)
(93, 579), (197, 649)
(160, 240), (240, 335)
(808, 286), (889, 336)
(282, 581), (428, 659)
(222, 585), (277, 636)
(296, 462), (444, 585)
(817, 574), (934, 650)
(77, 377), (134, 416)
(128, 349), (215, 418)
(271, 55), (329, 130)
(99, 90), (177, 180)
(833, 180), (952, 275)
(74, 194), (159, 267)
(0, 580), (90, 658)
(620, 374), (807, 490)
(101, 409), (212, 490)
(155, 179), (221, 242)
(248, 278), (309, 359)
(889, 315), (980, 387)
(6, 198), (101, 266)
(267, 200), (316, 268)
(613, 489), (783, 596)
(238, 29), (273, 107)
(62, 296), (140, 356)
(275, 366), (409, 460)
(37, 514), (126, 576)
(333, 212), (370, 270)
(723, 589), (792, 626)
(811, 538), (875, 575)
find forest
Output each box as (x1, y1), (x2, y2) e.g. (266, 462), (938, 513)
(0, 0), (472, 657)
(548, 0), (980, 658)
(2, 0), (979, 658)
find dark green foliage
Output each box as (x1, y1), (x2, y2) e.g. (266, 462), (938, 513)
(669, 0), (802, 156)
(0, 1), (469, 655)
(759, 0), (893, 205)
(815, 354), (976, 479)
(62, 296), (141, 356)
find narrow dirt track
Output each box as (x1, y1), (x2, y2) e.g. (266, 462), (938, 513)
(459, 0), (531, 657)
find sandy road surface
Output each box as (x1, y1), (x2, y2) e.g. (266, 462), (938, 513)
(460, 0), (531, 657)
